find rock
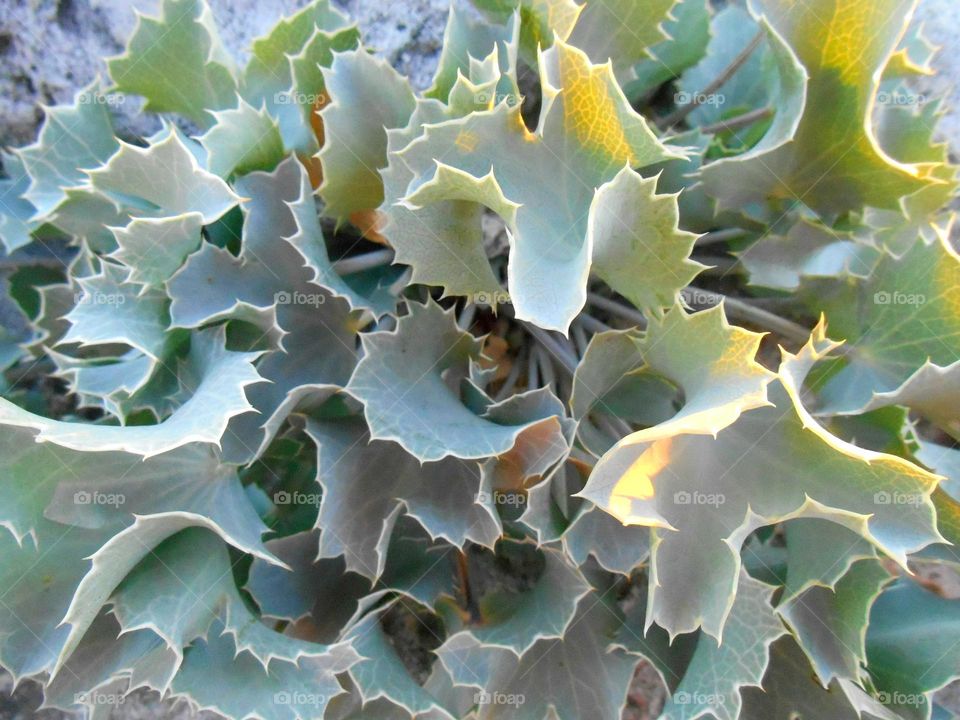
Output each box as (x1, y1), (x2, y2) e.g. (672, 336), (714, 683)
(333, 0), (450, 91)
(914, 0), (960, 158)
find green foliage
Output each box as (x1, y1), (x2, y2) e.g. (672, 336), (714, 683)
(0, 0), (958, 718)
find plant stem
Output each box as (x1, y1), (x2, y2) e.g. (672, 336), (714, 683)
(458, 302), (477, 330)
(659, 30), (765, 129)
(595, 413), (634, 443)
(585, 292), (646, 328)
(521, 322), (577, 375)
(571, 321), (589, 357)
(683, 286), (811, 345)
(576, 312), (612, 334)
(493, 348), (523, 401)
(331, 248), (394, 275)
(456, 551), (482, 625)
(526, 343), (539, 389)
(699, 106), (773, 135)
(536, 344), (556, 392)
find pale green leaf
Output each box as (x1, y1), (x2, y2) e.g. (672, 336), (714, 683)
(381, 101), (505, 302)
(200, 98), (285, 177)
(701, 0), (943, 217)
(859, 360), (960, 441)
(306, 416), (501, 578)
(241, 0), (351, 102)
(52, 512), (284, 676)
(561, 505), (651, 575)
(317, 48), (416, 225)
(50, 184), (135, 253)
(44, 327), (262, 458)
(807, 229), (960, 414)
(167, 157), (359, 461)
(741, 636), (901, 720)
(885, 21), (937, 79)
(868, 98), (959, 255)
(16, 82), (118, 220)
(241, 0), (357, 152)
(438, 592), (639, 720)
(570, 326), (679, 457)
(739, 218), (881, 291)
(0, 521), (106, 680)
(285, 25), (362, 152)
(630, 0), (711, 100)
(780, 559), (891, 685)
(589, 165), (703, 314)
(426, 5), (519, 103)
(393, 39), (679, 331)
(108, 0), (237, 126)
(88, 131), (241, 223)
(567, 0), (676, 82)
(867, 579), (960, 716)
(171, 617), (356, 720)
(348, 299), (566, 461)
(781, 519), (876, 604)
(660, 572), (786, 720)
(245, 530), (369, 634)
(108, 212), (204, 288)
(0, 152), (40, 252)
(62, 262), (170, 360)
(581, 320), (942, 638)
(43, 613), (178, 713)
(286, 162), (398, 314)
(677, 5), (771, 128)
(470, 0), (582, 65)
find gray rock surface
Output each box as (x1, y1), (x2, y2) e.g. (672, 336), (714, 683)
(912, 0), (960, 156)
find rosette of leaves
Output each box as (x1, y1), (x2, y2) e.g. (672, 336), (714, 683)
(0, 0), (958, 719)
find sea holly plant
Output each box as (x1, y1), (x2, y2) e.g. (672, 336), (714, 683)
(0, 0), (959, 718)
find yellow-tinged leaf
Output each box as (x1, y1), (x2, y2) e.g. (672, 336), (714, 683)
(701, 0), (945, 217)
